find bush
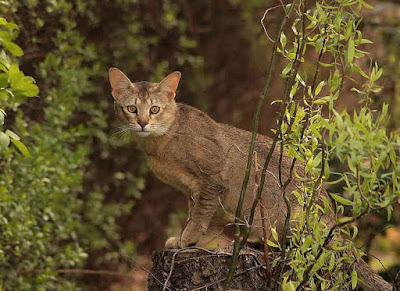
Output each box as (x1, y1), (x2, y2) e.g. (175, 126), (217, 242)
(0, 2), (130, 289)
(0, 0), (204, 289)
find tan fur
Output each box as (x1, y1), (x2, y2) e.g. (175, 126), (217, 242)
(108, 68), (301, 247)
(108, 69), (392, 290)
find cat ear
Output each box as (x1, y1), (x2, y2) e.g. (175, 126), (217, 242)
(109, 67), (133, 100)
(157, 71), (181, 100)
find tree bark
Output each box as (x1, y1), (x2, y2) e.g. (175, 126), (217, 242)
(147, 248), (270, 291)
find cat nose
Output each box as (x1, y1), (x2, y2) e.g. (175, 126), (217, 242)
(138, 120), (148, 129)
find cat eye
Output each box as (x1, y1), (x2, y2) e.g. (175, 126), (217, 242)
(150, 106), (160, 114)
(126, 105), (137, 113)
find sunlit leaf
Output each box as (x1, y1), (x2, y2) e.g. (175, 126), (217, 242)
(0, 131), (10, 148)
(330, 194), (352, 206)
(347, 38), (355, 65)
(11, 139), (30, 157)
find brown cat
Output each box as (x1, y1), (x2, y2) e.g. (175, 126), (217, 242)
(108, 68), (392, 290)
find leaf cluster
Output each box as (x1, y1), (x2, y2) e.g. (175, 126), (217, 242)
(272, 1), (400, 290)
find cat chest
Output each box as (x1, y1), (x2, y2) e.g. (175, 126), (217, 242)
(148, 156), (199, 195)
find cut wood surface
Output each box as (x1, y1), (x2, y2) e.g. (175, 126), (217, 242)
(148, 248), (270, 291)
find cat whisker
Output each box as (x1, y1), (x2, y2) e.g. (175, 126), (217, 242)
(109, 126), (127, 136)
(109, 125), (132, 140)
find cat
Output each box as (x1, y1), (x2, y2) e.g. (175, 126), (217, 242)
(108, 68), (392, 290)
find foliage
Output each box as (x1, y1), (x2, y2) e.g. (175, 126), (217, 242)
(277, 1), (399, 288)
(0, 1), (131, 289)
(0, 0), (206, 289)
(0, 16), (38, 156)
(226, 0), (400, 290)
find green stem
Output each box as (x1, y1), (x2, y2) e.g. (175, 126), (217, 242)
(238, 0), (306, 254)
(224, 2), (297, 290)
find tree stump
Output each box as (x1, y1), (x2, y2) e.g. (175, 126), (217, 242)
(148, 248), (270, 291)
(394, 269), (400, 291)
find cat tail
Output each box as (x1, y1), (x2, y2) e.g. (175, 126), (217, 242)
(355, 258), (392, 291)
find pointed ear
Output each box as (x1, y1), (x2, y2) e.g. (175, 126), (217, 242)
(109, 67), (133, 100)
(156, 71), (181, 100)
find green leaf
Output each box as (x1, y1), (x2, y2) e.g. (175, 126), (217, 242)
(8, 64), (21, 86)
(375, 67), (383, 81)
(8, 64), (39, 97)
(352, 225), (358, 239)
(271, 228), (279, 242)
(359, 39), (373, 44)
(2, 40), (23, 57)
(20, 83), (39, 97)
(5, 129), (20, 140)
(331, 69), (341, 91)
(347, 38), (355, 65)
(0, 31), (12, 41)
(315, 81), (325, 96)
(282, 62), (292, 76)
(267, 239), (280, 249)
(362, 1), (374, 9)
(0, 131), (10, 148)
(280, 32), (287, 48)
(0, 108), (5, 125)
(301, 235), (312, 253)
(0, 73), (8, 88)
(282, 281), (296, 291)
(329, 253), (335, 271)
(351, 269), (357, 289)
(316, 3), (327, 21)
(11, 139), (30, 157)
(330, 194), (352, 206)
(318, 61), (335, 68)
(337, 216), (354, 224)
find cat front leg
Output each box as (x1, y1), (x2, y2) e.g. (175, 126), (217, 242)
(165, 198), (194, 249)
(165, 188), (220, 249)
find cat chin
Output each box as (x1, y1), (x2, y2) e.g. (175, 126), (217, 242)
(133, 128), (169, 137)
(134, 131), (152, 137)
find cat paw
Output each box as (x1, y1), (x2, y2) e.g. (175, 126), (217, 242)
(164, 236), (181, 249)
(165, 236), (197, 249)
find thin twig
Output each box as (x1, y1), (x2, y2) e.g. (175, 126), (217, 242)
(163, 250), (183, 291)
(261, 5), (282, 43)
(123, 254), (170, 289)
(162, 247), (220, 291)
(193, 262), (268, 291)
(255, 151), (272, 279)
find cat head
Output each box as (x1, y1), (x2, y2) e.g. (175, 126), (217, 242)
(109, 68), (181, 137)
